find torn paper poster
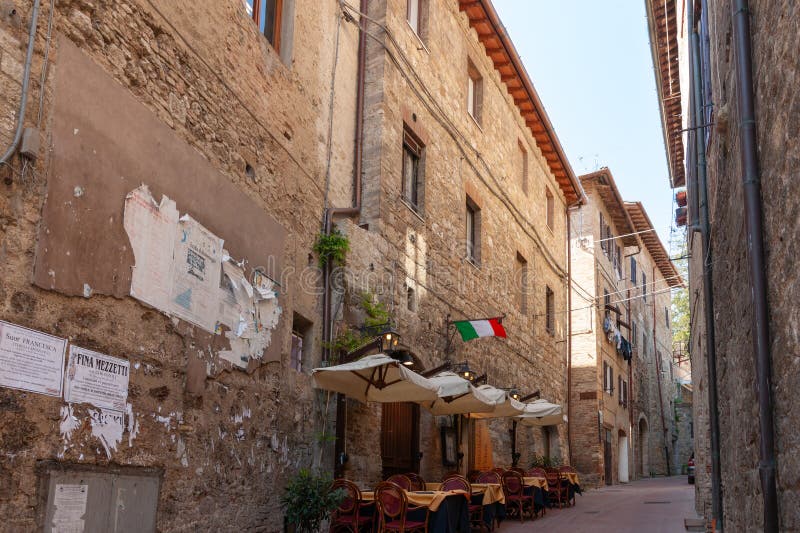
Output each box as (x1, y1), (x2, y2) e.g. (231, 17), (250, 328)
(169, 215), (224, 333)
(64, 346), (129, 411)
(0, 320), (67, 397)
(88, 408), (125, 459)
(124, 185), (223, 334)
(52, 484), (88, 533)
(123, 185), (282, 369)
(59, 404), (80, 444)
(124, 185), (179, 314)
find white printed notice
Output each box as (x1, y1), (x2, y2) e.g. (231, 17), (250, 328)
(0, 320), (67, 397)
(169, 215), (224, 333)
(64, 346), (129, 411)
(51, 483), (88, 532)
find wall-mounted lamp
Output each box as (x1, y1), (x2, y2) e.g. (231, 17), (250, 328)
(509, 388), (522, 401)
(453, 361), (477, 381)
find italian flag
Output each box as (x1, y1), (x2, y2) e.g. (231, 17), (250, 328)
(454, 318), (507, 341)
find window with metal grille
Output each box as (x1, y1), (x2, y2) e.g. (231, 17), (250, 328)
(545, 286), (555, 334)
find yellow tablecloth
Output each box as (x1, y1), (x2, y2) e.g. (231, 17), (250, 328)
(470, 483), (505, 505)
(361, 489), (469, 512)
(523, 476), (548, 489)
(564, 472), (580, 485)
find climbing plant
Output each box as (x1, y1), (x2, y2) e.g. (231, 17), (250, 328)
(313, 229), (350, 268)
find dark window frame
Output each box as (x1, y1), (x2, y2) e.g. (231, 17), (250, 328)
(465, 196), (481, 265)
(246, 0), (284, 53)
(402, 128), (424, 212)
(545, 285), (555, 335)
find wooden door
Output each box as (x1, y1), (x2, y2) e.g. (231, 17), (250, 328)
(381, 402), (420, 478)
(604, 429), (613, 485)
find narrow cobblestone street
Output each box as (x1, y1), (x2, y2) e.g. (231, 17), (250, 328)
(500, 477), (697, 533)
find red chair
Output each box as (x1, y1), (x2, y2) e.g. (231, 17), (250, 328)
(404, 472), (426, 491)
(501, 471), (535, 522)
(491, 467), (506, 475)
(544, 469), (567, 509)
(438, 475), (486, 532)
(330, 479), (373, 533)
(374, 481), (429, 532)
(386, 474), (412, 491)
(558, 466), (577, 506)
(475, 471), (501, 484)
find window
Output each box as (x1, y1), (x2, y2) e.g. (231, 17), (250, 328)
(603, 289), (610, 318)
(603, 361), (614, 395)
(622, 380), (628, 408)
(545, 187), (554, 230)
(631, 321), (637, 347)
(407, 286), (417, 312)
(618, 375), (623, 405)
(630, 257), (637, 283)
(545, 286), (555, 334)
(402, 128), (424, 211)
(291, 312), (312, 372)
(406, 0), (428, 39)
(615, 245), (622, 278)
(518, 141), (528, 194)
(642, 272), (648, 302)
(245, 0), (284, 52)
(516, 253), (528, 315)
(599, 213), (606, 253)
(665, 307), (670, 329)
(467, 59), (483, 124)
(466, 197), (481, 264)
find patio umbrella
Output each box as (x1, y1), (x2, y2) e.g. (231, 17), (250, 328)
(311, 354), (440, 403)
(420, 372), (496, 415)
(469, 384), (526, 418)
(516, 398), (564, 426)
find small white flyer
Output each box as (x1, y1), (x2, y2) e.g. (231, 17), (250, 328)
(0, 320), (67, 397)
(51, 483), (87, 532)
(64, 346), (129, 411)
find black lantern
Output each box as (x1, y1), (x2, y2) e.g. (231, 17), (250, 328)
(454, 361), (477, 381)
(509, 388), (522, 401)
(380, 327), (401, 353)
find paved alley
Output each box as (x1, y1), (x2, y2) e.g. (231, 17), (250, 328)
(499, 476), (698, 533)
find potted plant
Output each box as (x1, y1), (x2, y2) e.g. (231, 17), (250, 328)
(281, 468), (345, 533)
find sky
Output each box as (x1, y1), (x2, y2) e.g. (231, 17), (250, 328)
(494, 1), (677, 250)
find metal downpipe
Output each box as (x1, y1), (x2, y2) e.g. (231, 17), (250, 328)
(688, 0), (723, 526)
(0, 0), (41, 164)
(731, 1), (779, 530)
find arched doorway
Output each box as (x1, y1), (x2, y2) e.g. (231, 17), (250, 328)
(618, 430), (629, 483)
(638, 417), (649, 478)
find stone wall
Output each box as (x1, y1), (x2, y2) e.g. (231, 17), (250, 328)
(0, 0), (360, 530)
(688, 1), (800, 530)
(338, 0), (574, 485)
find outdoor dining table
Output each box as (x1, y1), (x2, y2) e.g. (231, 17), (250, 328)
(469, 478), (547, 527)
(360, 489), (470, 532)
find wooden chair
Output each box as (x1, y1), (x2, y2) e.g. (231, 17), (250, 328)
(544, 470), (567, 509)
(330, 479), (373, 533)
(501, 471), (535, 522)
(491, 467), (506, 475)
(374, 481), (429, 532)
(404, 473), (426, 491)
(439, 475), (487, 532)
(475, 471), (501, 484)
(558, 466), (577, 506)
(385, 474), (412, 491)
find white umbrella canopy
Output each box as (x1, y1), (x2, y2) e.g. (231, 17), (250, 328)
(311, 354), (440, 403)
(421, 372), (496, 415)
(516, 398), (564, 426)
(469, 384), (526, 419)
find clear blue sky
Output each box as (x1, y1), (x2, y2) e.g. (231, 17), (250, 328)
(494, 1), (676, 250)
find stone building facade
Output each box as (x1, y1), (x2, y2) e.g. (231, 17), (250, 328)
(569, 169), (679, 488)
(334, 0), (584, 486)
(0, 0), (362, 530)
(648, 0), (800, 530)
(0, 0), (585, 530)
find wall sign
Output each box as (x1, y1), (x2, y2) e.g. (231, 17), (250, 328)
(64, 346), (129, 411)
(0, 320), (67, 397)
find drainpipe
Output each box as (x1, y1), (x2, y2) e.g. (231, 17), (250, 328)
(652, 267), (670, 476)
(731, 2), (779, 530)
(330, 0), (367, 479)
(0, 0), (41, 164)
(566, 205), (573, 466)
(688, 0), (723, 526)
